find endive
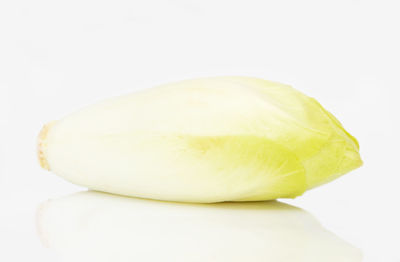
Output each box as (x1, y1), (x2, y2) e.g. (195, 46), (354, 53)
(38, 77), (362, 203)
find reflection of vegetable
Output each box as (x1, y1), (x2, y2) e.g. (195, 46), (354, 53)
(37, 191), (363, 262)
(38, 77), (362, 203)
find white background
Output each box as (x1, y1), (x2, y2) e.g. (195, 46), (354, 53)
(1, 0), (399, 261)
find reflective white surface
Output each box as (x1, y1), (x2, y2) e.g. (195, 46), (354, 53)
(36, 191), (362, 262)
(1, 0), (400, 261)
